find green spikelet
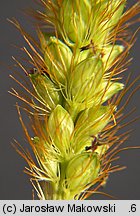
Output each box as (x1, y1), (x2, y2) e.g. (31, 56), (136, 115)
(11, 0), (140, 200)
(30, 72), (62, 110)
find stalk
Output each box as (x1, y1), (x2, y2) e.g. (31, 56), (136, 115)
(10, 0), (140, 200)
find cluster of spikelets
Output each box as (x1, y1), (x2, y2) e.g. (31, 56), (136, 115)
(10, 0), (140, 199)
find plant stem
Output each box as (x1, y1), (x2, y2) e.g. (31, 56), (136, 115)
(51, 162), (74, 200)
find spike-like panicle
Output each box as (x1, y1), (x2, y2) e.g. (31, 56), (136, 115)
(10, 0), (140, 199)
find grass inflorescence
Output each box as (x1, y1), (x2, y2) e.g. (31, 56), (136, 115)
(9, 0), (140, 199)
